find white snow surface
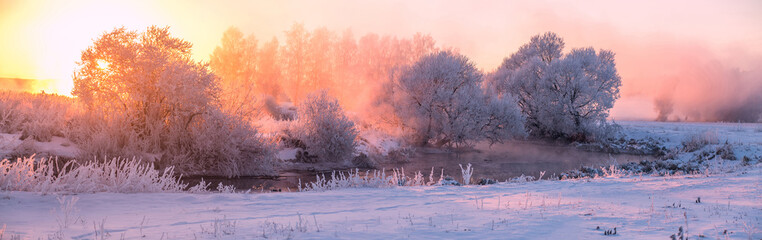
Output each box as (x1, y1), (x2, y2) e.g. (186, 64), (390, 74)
(2, 168), (760, 239)
(2, 121), (762, 239)
(619, 121), (762, 165)
(355, 127), (402, 156)
(276, 148), (299, 161)
(619, 121), (762, 149)
(0, 133), (78, 159)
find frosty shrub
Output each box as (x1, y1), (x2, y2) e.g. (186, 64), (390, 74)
(0, 156), (190, 193)
(681, 130), (719, 152)
(459, 163), (473, 185)
(488, 32), (622, 142)
(387, 50), (525, 147)
(0, 91), (23, 133)
(0, 91), (76, 142)
(299, 168), (439, 191)
(296, 91), (358, 163)
(65, 110), (147, 161)
(162, 108), (278, 177)
(71, 26), (276, 177)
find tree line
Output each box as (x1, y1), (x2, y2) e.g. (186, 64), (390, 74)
(67, 25), (621, 176)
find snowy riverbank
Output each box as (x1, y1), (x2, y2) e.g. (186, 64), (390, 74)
(2, 121), (761, 239)
(2, 165), (761, 239)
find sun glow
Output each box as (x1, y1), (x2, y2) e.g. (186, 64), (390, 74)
(1, 1), (760, 120)
(0, 0), (163, 96)
(96, 60), (110, 70)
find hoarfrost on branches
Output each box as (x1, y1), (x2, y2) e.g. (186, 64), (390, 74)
(388, 50), (525, 147)
(489, 32), (621, 141)
(296, 91), (358, 163)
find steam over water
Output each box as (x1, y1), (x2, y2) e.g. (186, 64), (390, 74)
(388, 141), (650, 181)
(186, 141), (652, 191)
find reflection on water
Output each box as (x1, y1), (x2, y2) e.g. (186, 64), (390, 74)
(385, 141), (652, 182)
(183, 141), (653, 192)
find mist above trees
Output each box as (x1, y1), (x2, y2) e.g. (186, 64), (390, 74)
(210, 23), (438, 112)
(209, 27), (621, 143)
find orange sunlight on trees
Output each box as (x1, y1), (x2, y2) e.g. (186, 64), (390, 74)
(210, 27), (261, 120)
(70, 26), (277, 177)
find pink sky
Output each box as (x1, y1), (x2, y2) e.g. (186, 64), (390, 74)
(1, 0), (760, 120)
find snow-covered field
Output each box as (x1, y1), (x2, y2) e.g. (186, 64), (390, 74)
(619, 121), (762, 149)
(1, 121), (761, 239)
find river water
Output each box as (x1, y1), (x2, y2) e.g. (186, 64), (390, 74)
(183, 141), (653, 192)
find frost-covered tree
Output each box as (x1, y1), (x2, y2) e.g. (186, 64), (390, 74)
(388, 51), (524, 147)
(478, 95), (527, 145)
(282, 23), (310, 102)
(257, 37), (283, 99)
(305, 27), (335, 93)
(72, 26), (275, 177)
(331, 29), (359, 101)
(72, 26), (218, 153)
(489, 32), (621, 141)
(211, 28), (284, 105)
(296, 91), (358, 163)
(209, 27), (259, 119)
